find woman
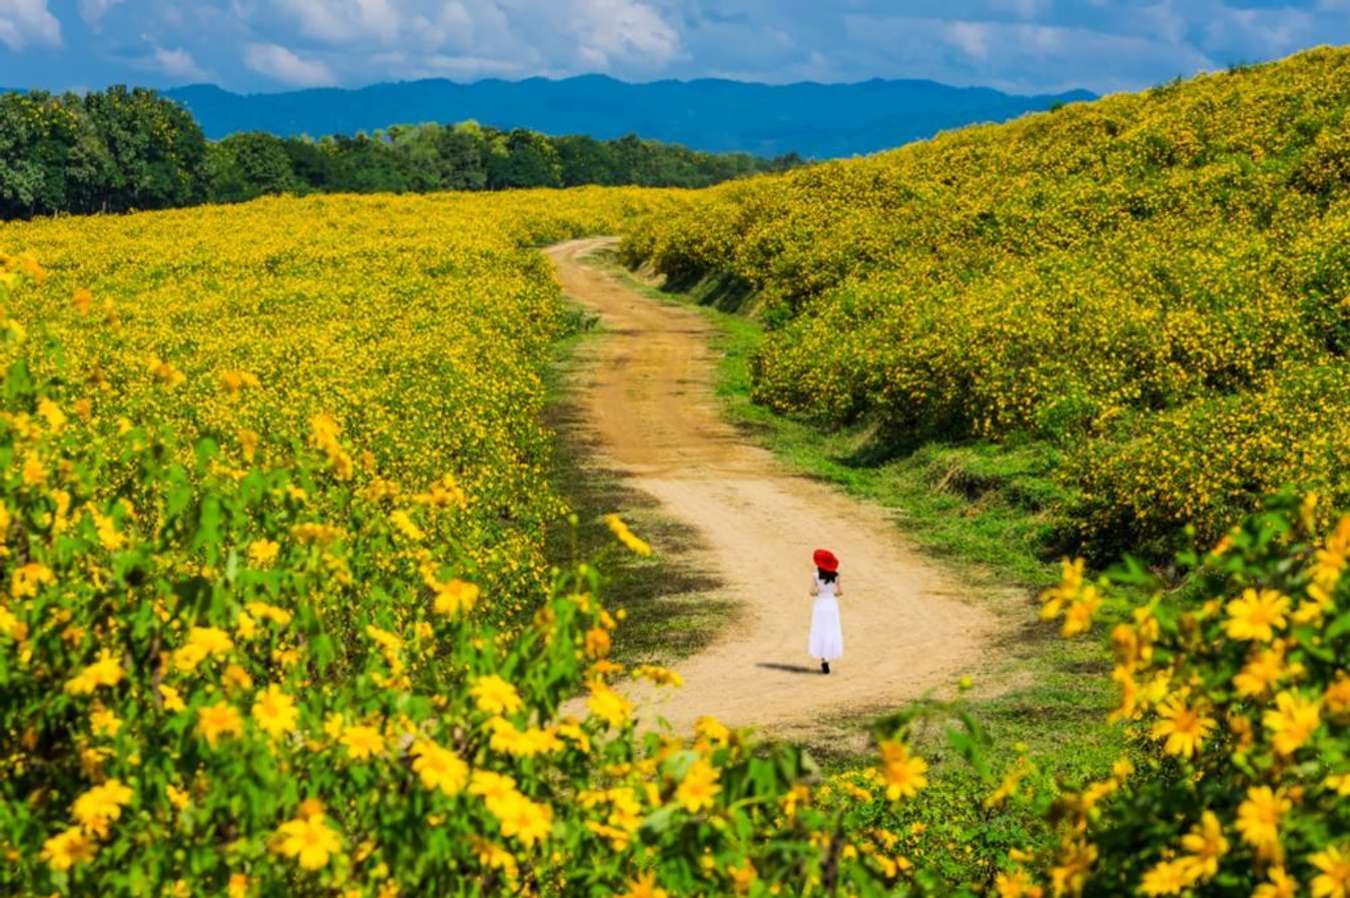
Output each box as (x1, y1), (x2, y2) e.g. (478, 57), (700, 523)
(808, 548), (844, 674)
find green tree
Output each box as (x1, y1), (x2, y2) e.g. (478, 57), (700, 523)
(436, 122), (489, 190)
(282, 137), (339, 192)
(81, 86), (208, 212)
(556, 134), (620, 186)
(486, 129), (563, 189)
(208, 132), (299, 202)
(326, 133), (410, 193)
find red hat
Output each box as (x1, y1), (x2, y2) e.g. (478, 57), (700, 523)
(813, 548), (839, 572)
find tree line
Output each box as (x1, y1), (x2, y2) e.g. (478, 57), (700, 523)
(0, 86), (802, 220)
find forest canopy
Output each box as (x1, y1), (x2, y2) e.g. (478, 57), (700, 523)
(0, 86), (800, 220)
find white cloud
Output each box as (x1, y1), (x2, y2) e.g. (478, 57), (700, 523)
(145, 45), (208, 81)
(244, 41), (337, 86)
(277, 0), (401, 44)
(841, 13), (1216, 94)
(947, 21), (991, 59)
(561, 0), (682, 69)
(79, 0), (125, 26)
(389, 52), (526, 80)
(0, 0), (61, 51)
(1200, 5), (1319, 61)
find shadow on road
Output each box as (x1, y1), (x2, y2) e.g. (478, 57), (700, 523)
(756, 662), (821, 675)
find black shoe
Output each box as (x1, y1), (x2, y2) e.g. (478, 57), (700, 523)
(821, 661), (830, 674)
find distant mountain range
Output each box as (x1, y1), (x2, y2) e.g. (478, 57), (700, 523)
(156, 76), (1094, 159)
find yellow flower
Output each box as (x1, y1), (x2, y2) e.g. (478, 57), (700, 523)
(1325, 674), (1350, 716)
(158, 683), (186, 712)
(632, 664), (683, 688)
(693, 715), (730, 747)
(675, 759), (722, 813)
(486, 717), (562, 758)
(469, 769), (519, 805)
(985, 756), (1031, 809)
(1311, 845), (1350, 898)
(252, 684), (300, 739)
(433, 579), (479, 615)
(20, 454), (45, 487)
(493, 792), (553, 847)
(1235, 786), (1288, 857)
(1224, 588), (1290, 641)
(166, 784), (191, 810)
(1049, 839), (1097, 898)
(586, 682), (633, 729)
(274, 813), (341, 870)
(223, 664), (254, 691)
(197, 701), (244, 747)
(728, 860), (757, 894)
(620, 872), (669, 898)
(993, 869), (1042, 898)
(1263, 690), (1321, 756)
(148, 355), (186, 388)
(218, 369), (260, 396)
(173, 626), (234, 671)
(409, 740), (468, 796)
(471, 675), (523, 716)
(1150, 695), (1215, 759)
(1178, 811), (1227, 879)
(248, 539), (280, 567)
(878, 740), (929, 800)
(1312, 517), (1350, 591)
(41, 826), (96, 871)
(1139, 858), (1197, 896)
(245, 601), (293, 627)
(65, 649), (125, 695)
(89, 705), (121, 737)
(1234, 645), (1286, 697)
(227, 873), (250, 898)
(389, 509), (425, 541)
(339, 724), (385, 760)
(584, 626), (612, 660)
(72, 779), (133, 837)
(365, 625), (402, 655)
(604, 514), (653, 556)
(1061, 585), (1101, 637)
(1253, 867), (1296, 898)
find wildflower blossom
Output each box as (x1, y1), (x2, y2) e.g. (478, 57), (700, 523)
(41, 826), (96, 871)
(1150, 695), (1215, 758)
(274, 813), (341, 870)
(1262, 691), (1320, 756)
(1224, 589), (1290, 641)
(197, 702), (244, 748)
(878, 740), (928, 800)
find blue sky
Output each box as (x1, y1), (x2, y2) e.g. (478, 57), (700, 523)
(2, 1), (1348, 95)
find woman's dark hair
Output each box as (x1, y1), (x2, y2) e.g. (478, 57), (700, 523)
(816, 568), (838, 583)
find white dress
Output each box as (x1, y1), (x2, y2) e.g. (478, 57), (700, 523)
(808, 575), (844, 661)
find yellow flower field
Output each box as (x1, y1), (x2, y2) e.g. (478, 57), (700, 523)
(0, 58), (1345, 897)
(0, 188), (678, 619)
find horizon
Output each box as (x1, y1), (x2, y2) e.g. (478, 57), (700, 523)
(2, 2), (1347, 97)
(154, 71), (1099, 99)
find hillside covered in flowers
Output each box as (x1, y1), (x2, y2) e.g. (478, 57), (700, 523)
(624, 46), (1350, 559)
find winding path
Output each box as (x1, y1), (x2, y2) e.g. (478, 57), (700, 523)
(548, 238), (1006, 737)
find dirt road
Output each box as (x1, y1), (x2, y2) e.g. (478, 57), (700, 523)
(547, 238), (1005, 738)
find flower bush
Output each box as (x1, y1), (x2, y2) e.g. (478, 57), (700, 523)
(1020, 493), (1348, 898)
(622, 46), (1350, 555)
